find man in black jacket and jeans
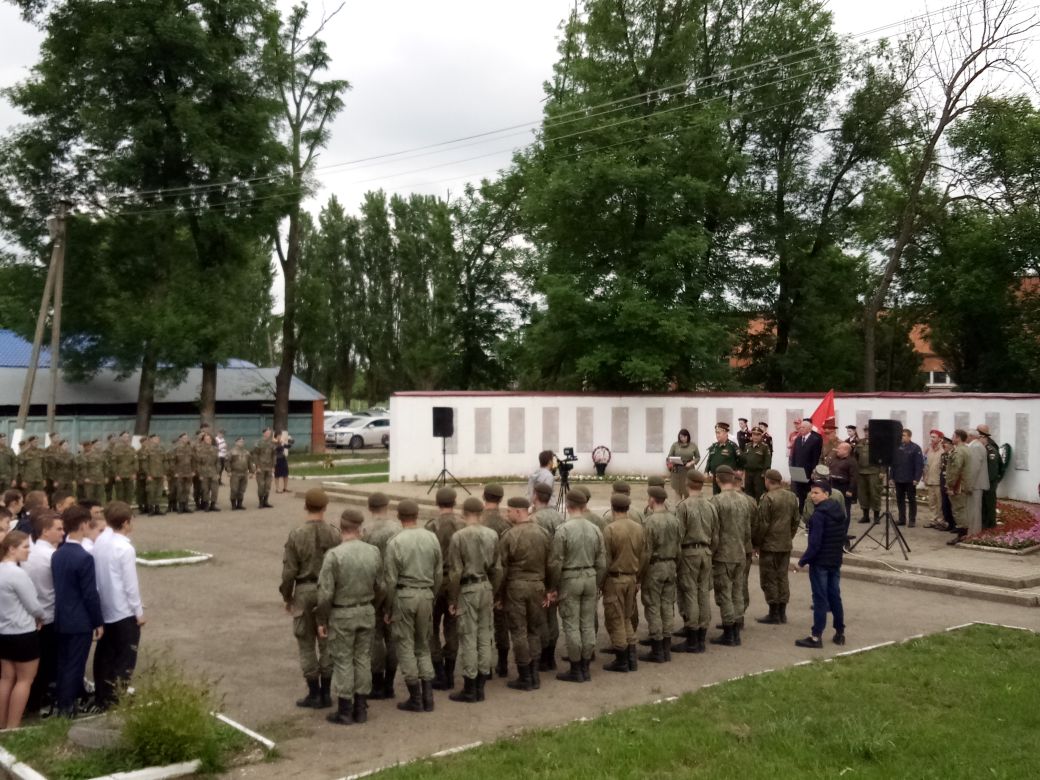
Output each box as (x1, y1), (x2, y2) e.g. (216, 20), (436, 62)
(795, 481), (847, 649)
(892, 429), (924, 527)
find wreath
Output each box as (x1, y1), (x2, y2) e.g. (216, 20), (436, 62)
(592, 445), (612, 465)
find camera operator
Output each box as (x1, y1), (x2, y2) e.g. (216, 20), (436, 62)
(527, 450), (556, 503)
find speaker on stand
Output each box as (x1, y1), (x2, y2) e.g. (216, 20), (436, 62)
(849, 419), (910, 559)
(427, 407), (470, 494)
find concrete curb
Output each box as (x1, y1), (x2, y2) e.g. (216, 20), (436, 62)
(136, 550), (212, 568)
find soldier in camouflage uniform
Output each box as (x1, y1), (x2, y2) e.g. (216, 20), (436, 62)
(639, 486), (680, 664)
(109, 432), (137, 505)
(672, 470), (719, 654)
(101, 434), (115, 503)
(252, 427), (275, 508)
(195, 432), (221, 511)
(280, 488), (340, 710)
(46, 435), (76, 498)
(426, 488), (464, 691)
(362, 492), (401, 700)
(446, 496), (502, 703)
(163, 440), (178, 513)
(602, 481), (644, 526)
(601, 493), (647, 673)
(854, 436), (881, 524)
(752, 469), (800, 625)
(709, 466), (752, 647)
(172, 434), (197, 514)
(530, 481), (564, 670)
(480, 483), (511, 677)
(0, 433), (16, 489)
(226, 437), (253, 510)
(75, 439), (106, 504)
(741, 427), (772, 500)
(385, 499), (443, 714)
(18, 435), (45, 491)
(139, 434), (166, 516)
(642, 475), (669, 516)
(316, 509), (384, 726)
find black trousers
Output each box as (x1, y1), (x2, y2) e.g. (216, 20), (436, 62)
(94, 616), (141, 708)
(895, 482), (917, 524)
(793, 481), (810, 512)
(57, 632), (93, 714)
(27, 622), (58, 712)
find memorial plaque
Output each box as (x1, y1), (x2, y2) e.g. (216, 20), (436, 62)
(984, 412), (1001, 444)
(751, 408), (770, 435)
(508, 407), (525, 454)
(954, 412), (971, 433)
(1015, 413), (1029, 470)
(576, 407), (594, 452)
(922, 411), (939, 442)
(680, 407), (699, 447)
(646, 407), (664, 453)
(611, 407), (629, 453)
(474, 407), (492, 454)
(542, 407), (559, 453)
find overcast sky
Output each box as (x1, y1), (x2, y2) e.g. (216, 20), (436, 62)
(1, 0), (1036, 308)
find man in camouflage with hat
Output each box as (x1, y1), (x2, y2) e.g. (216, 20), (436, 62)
(226, 437), (252, 510)
(426, 488), (464, 691)
(603, 481), (644, 526)
(76, 439), (106, 504)
(46, 434), (76, 499)
(640, 485), (680, 663)
(741, 427), (772, 500)
(109, 431), (137, 505)
(18, 435), (45, 491)
(172, 433), (196, 514)
(706, 423), (741, 495)
(530, 481), (564, 670)
(548, 489), (606, 683)
(752, 469), (800, 625)
(139, 434), (166, 516)
(385, 499), (442, 714)
(253, 427), (276, 508)
(280, 487), (340, 710)
(362, 491), (401, 700)
(672, 470), (718, 654)
(195, 432), (221, 511)
(854, 433), (881, 524)
(446, 496), (502, 703)
(480, 483), (512, 677)
(709, 466), (752, 646)
(642, 475), (669, 516)
(0, 432), (15, 489)
(601, 492), (646, 673)
(497, 495), (551, 691)
(317, 508), (384, 726)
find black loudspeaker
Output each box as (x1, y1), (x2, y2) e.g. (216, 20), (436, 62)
(432, 407), (454, 438)
(867, 419), (902, 466)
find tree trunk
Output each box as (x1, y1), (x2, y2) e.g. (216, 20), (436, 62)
(134, 344), (158, 436)
(274, 210), (300, 434)
(199, 361), (217, 428)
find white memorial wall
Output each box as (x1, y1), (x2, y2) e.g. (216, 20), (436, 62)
(389, 392), (1039, 502)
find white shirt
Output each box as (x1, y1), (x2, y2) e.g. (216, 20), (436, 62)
(83, 526), (113, 556)
(24, 538), (57, 624)
(216, 435), (228, 458)
(93, 532), (143, 623)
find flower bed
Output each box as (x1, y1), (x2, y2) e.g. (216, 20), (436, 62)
(960, 502), (1040, 551)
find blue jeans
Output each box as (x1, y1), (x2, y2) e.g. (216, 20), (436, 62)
(808, 565), (844, 637)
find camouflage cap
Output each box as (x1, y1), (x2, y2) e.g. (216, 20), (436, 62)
(610, 493), (631, 511)
(714, 465), (734, 476)
(533, 482), (553, 499)
(367, 491), (390, 509)
(435, 487), (457, 506)
(577, 485), (591, 500)
(507, 496), (530, 509)
(483, 483), (505, 501)
(397, 499), (419, 519)
(647, 475), (666, 488)
(686, 469), (707, 485)
(566, 489), (587, 506)
(611, 480), (631, 495)
(304, 487), (328, 509)
(339, 509), (364, 528)
(647, 485), (668, 502)
(764, 469), (783, 483)
(462, 497), (484, 514)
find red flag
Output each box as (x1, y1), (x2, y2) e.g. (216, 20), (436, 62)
(810, 390), (835, 434)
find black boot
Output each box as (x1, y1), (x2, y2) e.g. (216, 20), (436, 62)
(639, 638), (666, 664)
(368, 672), (386, 700)
(442, 657), (456, 691)
(496, 648), (509, 678)
(209, 503), (220, 512)
(530, 662), (540, 690)
(556, 660), (583, 683)
(383, 663), (397, 699)
(397, 681), (423, 712)
(672, 627), (686, 638)
(627, 644), (638, 671)
(431, 660), (447, 690)
(475, 673), (487, 702)
(663, 636), (672, 662)
(733, 622), (742, 646)
(352, 694), (368, 724)
(603, 648), (628, 672)
(544, 641), (557, 670)
(449, 676), (478, 703)
(673, 627), (697, 653)
(538, 645), (552, 672)
(580, 658), (591, 682)
(421, 679), (434, 712)
(326, 696), (353, 725)
(295, 677), (321, 708)
(756, 604), (781, 624)
(318, 675), (332, 708)
(778, 604), (788, 624)
(695, 628), (707, 653)
(507, 662), (534, 690)
(639, 637), (654, 647)
(710, 625), (737, 646)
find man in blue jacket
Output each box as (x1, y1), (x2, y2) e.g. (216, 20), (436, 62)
(891, 429), (924, 528)
(795, 481), (847, 649)
(51, 504), (104, 718)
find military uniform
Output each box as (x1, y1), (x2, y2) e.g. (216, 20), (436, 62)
(530, 503), (565, 669)
(425, 512), (464, 686)
(945, 442), (969, 530)
(18, 443), (45, 491)
(752, 486), (800, 623)
(741, 442), (772, 500)
(226, 443), (253, 510)
(316, 537), (384, 719)
(252, 436), (276, 507)
(163, 445), (179, 511)
(76, 444), (106, 503)
(673, 491), (719, 652)
(497, 519), (550, 687)
(601, 513), (646, 669)
(481, 505), (512, 676)
(46, 443), (76, 494)
(280, 517), (341, 704)
(666, 441), (700, 499)
(709, 489), (753, 643)
(0, 439), (16, 489)
(854, 441), (880, 521)
(981, 437), (1001, 529)
(109, 439), (137, 504)
(139, 440), (166, 514)
(705, 440), (741, 494)
(172, 439), (196, 513)
(548, 513), (606, 681)
(447, 522), (502, 699)
(640, 507), (680, 661)
(362, 510), (401, 697)
(196, 440), (220, 510)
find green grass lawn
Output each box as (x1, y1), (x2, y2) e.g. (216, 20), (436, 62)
(377, 624), (1039, 779)
(289, 451), (388, 464)
(289, 461), (389, 477)
(137, 549), (204, 561)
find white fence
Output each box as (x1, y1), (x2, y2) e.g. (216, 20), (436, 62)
(389, 392), (1039, 502)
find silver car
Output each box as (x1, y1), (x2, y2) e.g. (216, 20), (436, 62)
(331, 416), (391, 450)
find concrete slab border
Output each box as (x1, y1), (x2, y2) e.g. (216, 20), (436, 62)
(136, 550), (212, 568)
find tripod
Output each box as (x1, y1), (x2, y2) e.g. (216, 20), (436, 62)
(426, 436), (470, 494)
(554, 467), (572, 513)
(849, 467), (910, 560)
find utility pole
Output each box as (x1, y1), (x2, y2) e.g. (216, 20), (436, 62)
(46, 204), (68, 435)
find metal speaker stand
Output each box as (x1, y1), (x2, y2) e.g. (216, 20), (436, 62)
(426, 436), (470, 494)
(849, 467), (910, 560)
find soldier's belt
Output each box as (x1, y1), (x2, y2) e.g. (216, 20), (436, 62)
(333, 601), (371, 609)
(396, 584), (432, 591)
(650, 556), (676, 563)
(607, 570), (636, 577)
(681, 542), (709, 549)
(295, 577), (317, 584)
(562, 566), (594, 572)
(460, 574), (487, 585)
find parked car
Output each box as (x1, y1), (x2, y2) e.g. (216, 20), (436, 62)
(330, 417), (391, 450)
(324, 416), (363, 445)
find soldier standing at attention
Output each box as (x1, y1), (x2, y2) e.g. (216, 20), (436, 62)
(384, 499), (442, 714)
(666, 429), (700, 501)
(102, 434), (115, 503)
(479, 483), (511, 678)
(752, 469), (800, 625)
(602, 481), (644, 526)
(0, 432), (15, 489)
(18, 435), (45, 492)
(446, 496), (502, 703)
(547, 489), (606, 684)
(854, 433), (880, 524)
(280, 487), (340, 710)
(709, 466), (752, 647)
(252, 427), (276, 508)
(110, 432), (137, 505)
(705, 423), (741, 495)
(497, 496), (551, 692)
(226, 437), (253, 511)
(944, 430), (971, 544)
(672, 470), (718, 654)
(601, 493), (647, 673)
(77, 439), (105, 504)
(47, 435), (76, 497)
(741, 427), (772, 500)
(426, 488), (464, 692)
(163, 439), (178, 513)
(530, 482), (564, 671)
(196, 432), (221, 512)
(139, 434), (166, 516)
(172, 434), (196, 515)
(316, 509), (384, 726)
(642, 475), (669, 516)
(639, 485), (680, 664)
(362, 492), (400, 700)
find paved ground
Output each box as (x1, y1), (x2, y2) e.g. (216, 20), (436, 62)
(122, 480), (1040, 780)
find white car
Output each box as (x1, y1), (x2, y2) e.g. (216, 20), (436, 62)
(324, 415), (362, 443)
(330, 417), (391, 450)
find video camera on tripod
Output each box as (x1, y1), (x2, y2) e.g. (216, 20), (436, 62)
(552, 447), (578, 512)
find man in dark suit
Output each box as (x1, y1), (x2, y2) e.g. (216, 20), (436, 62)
(51, 505), (104, 718)
(789, 419), (823, 511)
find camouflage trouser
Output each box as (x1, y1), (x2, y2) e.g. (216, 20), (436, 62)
(506, 580), (546, 665)
(677, 548), (713, 630)
(113, 477), (134, 504)
(175, 476), (193, 506)
(328, 605), (374, 698)
(200, 476), (218, 507)
(712, 560), (745, 625)
(602, 573), (637, 649)
(430, 590), (458, 664)
(641, 561), (676, 641)
(144, 477), (163, 509)
(391, 588), (434, 683)
(494, 605), (511, 655)
(758, 550), (792, 605)
(136, 477), (147, 509)
(229, 474), (248, 504)
(742, 552), (752, 614)
(456, 583), (493, 679)
(256, 470), (272, 500)
(950, 492), (969, 530)
(291, 584), (330, 679)
(558, 573), (597, 662)
(371, 601), (396, 674)
(857, 473), (881, 513)
(165, 474), (177, 506)
(81, 481), (105, 504)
